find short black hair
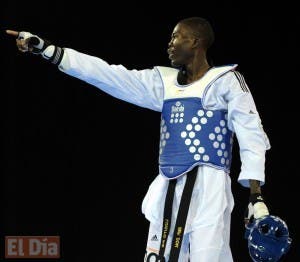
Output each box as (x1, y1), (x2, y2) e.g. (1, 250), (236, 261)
(179, 17), (215, 50)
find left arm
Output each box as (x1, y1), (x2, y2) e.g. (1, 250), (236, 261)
(224, 71), (270, 219)
(248, 180), (269, 219)
(224, 71), (270, 187)
(249, 179), (261, 194)
(207, 70), (270, 218)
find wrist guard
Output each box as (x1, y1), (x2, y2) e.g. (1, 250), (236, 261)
(249, 193), (265, 205)
(42, 45), (64, 65)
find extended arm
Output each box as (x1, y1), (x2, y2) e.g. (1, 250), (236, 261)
(6, 30), (164, 112)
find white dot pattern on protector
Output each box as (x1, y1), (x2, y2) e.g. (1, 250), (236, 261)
(207, 115), (232, 166)
(180, 109), (214, 162)
(159, 118), (170, 155)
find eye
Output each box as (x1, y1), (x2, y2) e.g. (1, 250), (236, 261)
(171, 34), (178, 39)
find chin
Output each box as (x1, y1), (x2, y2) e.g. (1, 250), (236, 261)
(170, 60), (183, 68)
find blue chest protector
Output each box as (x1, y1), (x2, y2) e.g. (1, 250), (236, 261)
(157, 65), (236, 179)
(159, 98), (233, 178)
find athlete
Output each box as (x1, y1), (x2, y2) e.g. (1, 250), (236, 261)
(6, 17), (271, 261)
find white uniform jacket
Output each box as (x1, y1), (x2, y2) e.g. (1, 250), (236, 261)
(57, 48), (271, 230)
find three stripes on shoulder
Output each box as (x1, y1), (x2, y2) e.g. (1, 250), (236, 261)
(234, 71), (249, 93)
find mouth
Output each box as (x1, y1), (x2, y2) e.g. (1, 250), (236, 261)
(169, 53), (175, 60)
(167, 48), (175, 59)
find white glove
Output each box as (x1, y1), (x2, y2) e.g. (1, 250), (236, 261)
(16, 31), (49, 54)
(7, 29), (63, 65)
(253, 201), (269, 219)
(17, 31), (61, 63)
(244, 193), (269, 225)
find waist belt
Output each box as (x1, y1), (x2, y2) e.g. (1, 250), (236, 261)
(147, 167), (198, 262)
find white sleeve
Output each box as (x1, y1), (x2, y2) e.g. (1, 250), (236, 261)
(57, 48), (164, 112)
(206, 71), (271, 187)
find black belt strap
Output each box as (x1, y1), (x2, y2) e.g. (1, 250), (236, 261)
(157, 167), (198, 262)
(157, 178), (176, 261)
(169, 167), (197, 261)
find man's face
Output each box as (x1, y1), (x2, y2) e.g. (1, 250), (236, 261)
(167, 23), (196, 67)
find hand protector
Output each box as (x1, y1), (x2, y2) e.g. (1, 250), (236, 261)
(17, 31), (50, 54)
(245, 193), (269, 239)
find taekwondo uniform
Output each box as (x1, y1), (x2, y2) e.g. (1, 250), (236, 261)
(57, 48), (270, 261)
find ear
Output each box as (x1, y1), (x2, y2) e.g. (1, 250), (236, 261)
(191, 37), (201, 49)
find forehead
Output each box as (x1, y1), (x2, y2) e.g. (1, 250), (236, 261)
(172, 23), (192, 36)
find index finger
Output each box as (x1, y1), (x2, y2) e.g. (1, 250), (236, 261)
(6, 30), (19, 37)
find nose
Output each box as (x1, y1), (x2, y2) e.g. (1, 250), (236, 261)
(168, 39), (173, 48)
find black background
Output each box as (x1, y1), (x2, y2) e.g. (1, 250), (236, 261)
(1, 1), (298, 261)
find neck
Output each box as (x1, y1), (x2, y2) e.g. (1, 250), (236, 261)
(184, 54), (211, 84)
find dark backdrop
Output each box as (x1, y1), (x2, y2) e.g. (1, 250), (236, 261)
(1, 1), (298, 261)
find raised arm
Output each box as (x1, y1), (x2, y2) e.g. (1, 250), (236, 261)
(6, 30), (164, 112)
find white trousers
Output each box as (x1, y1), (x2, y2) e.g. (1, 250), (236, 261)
(142, 166), (234, 262)
(144, 206), (233, 261)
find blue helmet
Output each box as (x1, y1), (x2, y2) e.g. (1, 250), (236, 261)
(245, 215), (292, 262)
